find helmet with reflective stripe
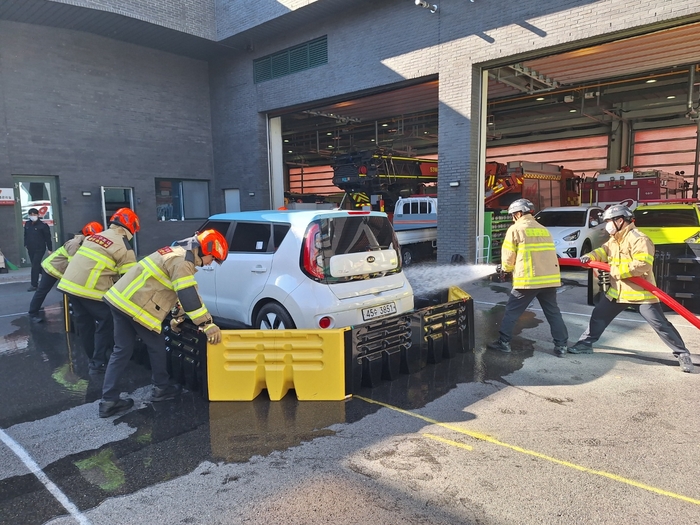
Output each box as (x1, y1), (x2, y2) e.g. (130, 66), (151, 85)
(109, 208), (140, 235)
(197, 229), (228, 264)
(82, 221), (104, 236)
(507, 198), (535, 215)
(602, 204), (634, 222)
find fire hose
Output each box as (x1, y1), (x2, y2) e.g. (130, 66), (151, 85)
(558, 258), (700, 331)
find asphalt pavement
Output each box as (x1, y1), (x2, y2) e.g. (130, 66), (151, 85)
(0, 265), (699, 525)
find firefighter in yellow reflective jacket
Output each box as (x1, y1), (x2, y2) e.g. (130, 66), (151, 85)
(487, 199), (569, 356)
(58, 208), (139, 373)
(98, 229), (227, 418)
(28, 221), (104, 323)
(570, 204), (693, 373)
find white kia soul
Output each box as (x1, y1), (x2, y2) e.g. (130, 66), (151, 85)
(194, 209), (414, 329)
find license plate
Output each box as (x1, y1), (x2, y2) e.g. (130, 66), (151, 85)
(362, 302), (397, 321)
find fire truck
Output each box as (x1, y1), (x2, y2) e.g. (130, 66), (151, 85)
(331, 149), (437, 213)
(484, 161), (580, 210)
(580, 169), (688, 210)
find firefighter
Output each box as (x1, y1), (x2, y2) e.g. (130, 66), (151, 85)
(58, 208), (139, 373)
(98, 229), (227, 418)
(28, 221), (104, 323)
(487, 198), (569, 356)
(570, 204), (694, 373)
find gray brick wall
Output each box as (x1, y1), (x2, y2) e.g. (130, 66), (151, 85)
(48, 0), (217, 40)
(0, 20), (214, 263)
(215, 0), (324, 41)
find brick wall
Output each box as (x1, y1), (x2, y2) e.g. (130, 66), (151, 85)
(0, 20), (214, 263)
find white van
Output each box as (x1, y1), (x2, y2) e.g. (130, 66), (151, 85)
(194, 209), (414, 329)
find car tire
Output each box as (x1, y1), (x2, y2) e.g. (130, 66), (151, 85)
(402, 247), (414, 266)
(255, 303), (296, 330)
(581, 239), (592, 257)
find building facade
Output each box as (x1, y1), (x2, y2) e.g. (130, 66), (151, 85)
(1, 0), (698, 265)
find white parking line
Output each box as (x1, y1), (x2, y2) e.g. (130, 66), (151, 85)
(0, 429), (91, 525)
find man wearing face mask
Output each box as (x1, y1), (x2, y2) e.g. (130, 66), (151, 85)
(24, 208), (53, 291)
(570, 204), (694, 373)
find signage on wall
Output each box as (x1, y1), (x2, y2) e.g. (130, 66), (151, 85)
(0, 188), (15, 206)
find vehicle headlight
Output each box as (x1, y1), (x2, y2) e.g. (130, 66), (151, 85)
(563, 230), (580, 241)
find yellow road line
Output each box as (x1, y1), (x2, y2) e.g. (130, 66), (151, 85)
(356, 396), (700, 506)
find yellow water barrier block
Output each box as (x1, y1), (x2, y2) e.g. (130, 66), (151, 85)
(207, 329), (348, 401)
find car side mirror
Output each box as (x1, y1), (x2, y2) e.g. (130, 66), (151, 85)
(590, 220), (598, 227)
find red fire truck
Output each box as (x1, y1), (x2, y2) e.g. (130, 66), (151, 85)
(484, 160), (580, 210)
(580, 169), (688, 210)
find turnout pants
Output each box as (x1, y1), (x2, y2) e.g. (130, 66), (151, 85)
(102, 306), (170, 402)
(69, 295), (114, 367)
(576, 293), (688, 355)
(499, 287), (569, 346)
(28, 272), (58, 316)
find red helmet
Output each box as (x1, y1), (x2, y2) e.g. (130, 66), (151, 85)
(82, 221), (104, 236)
(197, 229), (228, 264)
(110, 208), (140, 235)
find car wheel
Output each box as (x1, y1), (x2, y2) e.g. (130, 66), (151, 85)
(255, 303), (296, 330)
(402, 247), (414, 266)
(581, 239), (592, 257)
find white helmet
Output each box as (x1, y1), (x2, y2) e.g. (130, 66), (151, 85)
(507, 199), (535, 215)
(602, 204), (634, 222)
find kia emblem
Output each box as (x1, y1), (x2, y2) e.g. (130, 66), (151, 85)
(367, 256), (376, 263)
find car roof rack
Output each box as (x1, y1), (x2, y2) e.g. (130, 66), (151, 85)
(637, 198), (700, 206)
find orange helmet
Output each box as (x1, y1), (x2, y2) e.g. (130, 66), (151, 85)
(197, 229), (228, 264)
(110, 208), (140, 235)
(82, 221), (104, 236)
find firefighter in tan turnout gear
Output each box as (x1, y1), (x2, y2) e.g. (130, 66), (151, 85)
(569, 204), (694, 373)
(98, 229), (228, 418)
(28, 221), (104, 323)
(58, 209), (139, 373)
(487, 198), (569, 356)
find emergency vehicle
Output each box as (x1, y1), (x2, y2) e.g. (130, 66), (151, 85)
(581, 169), (688, 210)
(484, 161), (580, 210)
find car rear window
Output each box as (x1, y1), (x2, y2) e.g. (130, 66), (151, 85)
(303, 215), (400, 283)
(634, 208), (700, 227)
(535, 210), (586, 227)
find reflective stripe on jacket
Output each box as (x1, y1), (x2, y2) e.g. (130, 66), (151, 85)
(104, 245), (212, 333)
(585, 223), (658, 304)
(41, 235), (85, 280)
(501, 214), (562, 289)
(57, 225), (136, 300)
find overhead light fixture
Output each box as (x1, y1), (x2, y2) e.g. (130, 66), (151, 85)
(564, 95), (575, 103)
(667, 95), (676, 99)
(536, 97), (545, 101)
(449, 181), (460, 187)
(569, 109), (577, 113)
(646, 79), (657, 83)
(283, 139), (289, 143)
(288, 150), (293, 153)
(327, 132), (333, 136)
(415, 0), (438, 13)
(382, 123), (389, 127)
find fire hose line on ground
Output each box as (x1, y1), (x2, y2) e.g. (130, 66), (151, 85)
(558, 258), (700, 331)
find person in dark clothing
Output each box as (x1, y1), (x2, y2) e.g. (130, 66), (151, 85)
(24, 208), (52, 291)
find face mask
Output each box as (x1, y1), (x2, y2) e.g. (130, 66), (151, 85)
(605, 221), (617, 235)
(29, 216), (38, 222)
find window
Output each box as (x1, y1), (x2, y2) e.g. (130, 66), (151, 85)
(156, 179), (209, 221)
(254, 36), (328, 83)
(230, 223), (273, 252)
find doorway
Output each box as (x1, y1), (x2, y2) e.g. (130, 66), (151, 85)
(101, 186), (138, 255)
(224, 189), (241, 213)
(13, 176), (62, 267)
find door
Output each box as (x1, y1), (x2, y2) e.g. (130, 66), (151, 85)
(101, 186), (138, 255)
(224, 189), (241, 213)
(13, 176), (62, 267)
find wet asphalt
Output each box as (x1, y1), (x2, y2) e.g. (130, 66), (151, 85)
(1, 268), (699, 524)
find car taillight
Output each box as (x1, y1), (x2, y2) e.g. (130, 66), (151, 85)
(318, 316), (332, 329)
(302, 222), (325, 280)
(347, 211), (370, 215)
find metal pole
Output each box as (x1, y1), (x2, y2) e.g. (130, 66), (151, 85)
(693, 119), (700, 199)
